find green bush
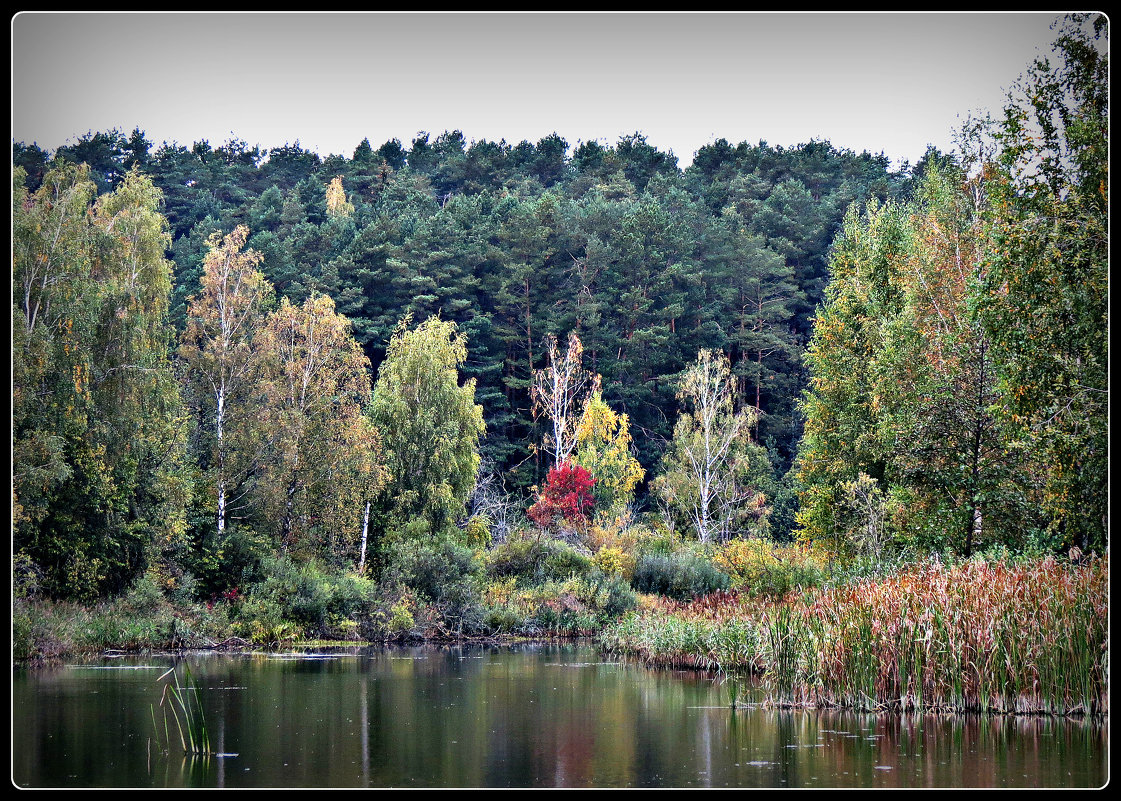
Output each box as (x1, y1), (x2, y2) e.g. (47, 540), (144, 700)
(631, 552), (731, 600)
(239, 556), (377, 638)
(385, 537), (484, 632)
(585, 570), (639, 619)
(486, 534), (591, 585)
(12, 552), (42, 600)
(12, 601), (33, 660)
(325, 571), (377, 622)
(187, 523), (272, 599)
(635, 524), (681, 558)
(122, 574), (165, 614)
(482, 605), (523, 633)
(543, 544), (593, 581)
(465, 515), (493, 549)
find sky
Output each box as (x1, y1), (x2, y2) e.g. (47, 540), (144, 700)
(11, 11), (1078, 170)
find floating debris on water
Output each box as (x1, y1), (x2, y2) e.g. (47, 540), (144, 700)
(65, 665), (164, 670)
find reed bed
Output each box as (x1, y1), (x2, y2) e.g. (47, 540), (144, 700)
(600, 555), (1108, 717)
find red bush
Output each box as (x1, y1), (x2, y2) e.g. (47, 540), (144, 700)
(528, 462), (596, 530)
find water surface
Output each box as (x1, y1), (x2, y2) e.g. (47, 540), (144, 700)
(11, 643), (1107, 788)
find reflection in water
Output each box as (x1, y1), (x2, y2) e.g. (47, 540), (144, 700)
(12, 644), (1107, 788)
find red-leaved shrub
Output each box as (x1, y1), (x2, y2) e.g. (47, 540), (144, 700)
(528, 462), (596, 531)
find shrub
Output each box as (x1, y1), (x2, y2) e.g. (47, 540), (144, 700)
(543, 543), (593, 581)
(482, 605), (523, 633)
(632, 552), (730, 600)
(238, 556), (377, 638)
(583, 569), (638, 619)
(713, 538), (827, 598)
(384, 537), (484, 632)
(528, 462), (595, 531)
(122, 573), (166, 614)
(387, 592), (417, 635)
(486, 533), (591, 585)
(634, 519), (681, 558)
(187, 523), (272, 599)
(12, 601), (34, 660)
(464, 514), (493, 549)
(12, 552), (42, 600)
(593, 547), (634, 580)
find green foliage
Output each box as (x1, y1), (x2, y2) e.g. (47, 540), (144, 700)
(654, 349), (770, 543)
(484, 533), (592, 585)
(22, 61), (1103, 617)
(712, 538), (827, 599)
(371, 315), (485, 536)
(178, 224), (271, 539)
(479, 569), (636, 635)
(184, 522), (272, 600)
(238, 555), (377, 639)
(464, 514), (493, 549)
(631, 552), (731, 600)
(795, 200), (910, 554)
(795, 20), (1108, 557)
(13, 162), (190, 600)
(249, 293), (384, 560)
(978, 15), (1108, 551)
(382, 537), (484, 631)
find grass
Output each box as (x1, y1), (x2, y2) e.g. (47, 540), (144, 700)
(151, 663), (211, 755)
(600, 554), (1108, 718)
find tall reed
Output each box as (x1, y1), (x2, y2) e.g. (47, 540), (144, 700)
(601, 555), (1107, 717)
(151, 663), (211, 755)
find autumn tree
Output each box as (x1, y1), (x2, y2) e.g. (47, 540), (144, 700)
(884, 163), (1034, 555)
(572, 390), (644, 516)
(794, 200), (910, 554)
(978, 15), (1108, 551)
(179, 225), (271, 536)
(796, 162), (1050, 557)
(13, 164), (189, 599)
(532, 331), (599, 469)
(325, 175), (354, 219)
(527, 462), (596, 532)
(251, 294), (385, 563)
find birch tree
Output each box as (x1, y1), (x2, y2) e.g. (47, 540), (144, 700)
(179, 225), (270, 535)
(252, 294), (384, 562)
(371, 315), (485, 537)
(532, 331), (598, 469)
(654, 350), (766, 544)
(13, 165), (188, 599)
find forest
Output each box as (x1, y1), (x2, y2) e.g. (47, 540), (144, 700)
(11, 16), (1107, 716)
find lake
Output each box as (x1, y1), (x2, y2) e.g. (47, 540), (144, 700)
(11, 642), (1107, 788)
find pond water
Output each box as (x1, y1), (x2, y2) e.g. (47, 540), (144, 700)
(12, 643), (1107, 788)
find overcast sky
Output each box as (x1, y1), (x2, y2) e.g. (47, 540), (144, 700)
(11, 11), (1074, 169)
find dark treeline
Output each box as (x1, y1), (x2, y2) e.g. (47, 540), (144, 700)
(15, 127), (917, 492)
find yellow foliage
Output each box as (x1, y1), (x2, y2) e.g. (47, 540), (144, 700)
(483, 577), (518, 607)
(584, 512), (645, 554)
(573, 390), (644, 512)
(325, 176), (353, 219)
(593, 546), (635, 580)
(714, 538), (828, 589)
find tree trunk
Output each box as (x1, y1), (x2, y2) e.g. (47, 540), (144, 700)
(358, 500), (371, 574)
